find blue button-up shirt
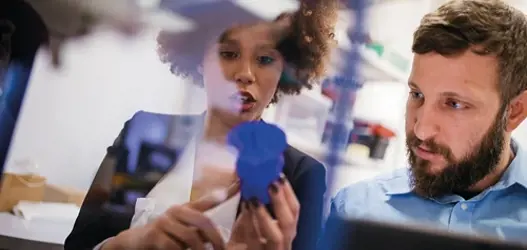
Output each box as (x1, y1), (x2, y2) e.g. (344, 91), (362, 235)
(331, 140), (527, 244)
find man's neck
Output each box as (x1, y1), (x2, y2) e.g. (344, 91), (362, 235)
(469, 138), (514, 192)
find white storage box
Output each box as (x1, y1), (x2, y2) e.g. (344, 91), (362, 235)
(273, 88), (332, 143)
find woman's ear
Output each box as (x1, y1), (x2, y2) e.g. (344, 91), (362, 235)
(267, 90), (280, 107)
(505, 90), (527, 132)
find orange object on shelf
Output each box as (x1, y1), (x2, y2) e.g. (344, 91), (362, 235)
(372, 124), (396, 138)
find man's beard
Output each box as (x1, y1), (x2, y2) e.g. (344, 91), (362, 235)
(406, 110), (507, 198)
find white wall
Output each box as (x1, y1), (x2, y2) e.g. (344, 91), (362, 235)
(4, 27), (207, 190)
(353, 81), (409, 168)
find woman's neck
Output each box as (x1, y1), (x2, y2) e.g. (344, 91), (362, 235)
(203, 111), (231, 144)
(201, 110), (262, 144)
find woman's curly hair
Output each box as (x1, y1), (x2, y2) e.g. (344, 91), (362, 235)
(157, 0), (339, 103)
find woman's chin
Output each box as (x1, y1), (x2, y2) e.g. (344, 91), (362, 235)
(209, 105), (262, 127)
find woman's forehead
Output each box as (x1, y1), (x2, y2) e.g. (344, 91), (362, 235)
(218, 22), (283, 45)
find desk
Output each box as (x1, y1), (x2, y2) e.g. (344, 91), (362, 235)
(0, 212), (74, 250)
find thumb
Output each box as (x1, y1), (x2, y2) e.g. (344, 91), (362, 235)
(188, 181), (240, 212)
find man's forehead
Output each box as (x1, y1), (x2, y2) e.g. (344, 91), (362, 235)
(410, 52), (500, 93)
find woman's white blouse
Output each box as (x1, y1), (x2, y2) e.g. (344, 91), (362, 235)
(130, 137), (241, 243)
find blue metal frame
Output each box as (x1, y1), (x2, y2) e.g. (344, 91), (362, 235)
(0, 59), (36, 174)
(324, 0), (367, 206)
(0, 0), (47, 175)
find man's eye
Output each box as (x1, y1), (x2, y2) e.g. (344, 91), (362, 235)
(258, 56), (275, 65)
(447, 100), (465, 110)
(409, 91), (423, 99)
(219, 51), (238, 59)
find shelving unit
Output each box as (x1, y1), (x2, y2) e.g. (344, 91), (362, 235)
(158, 0), (411, 185)
(288, 133), (387, 167)
(331, 46), (409, 83)
(331, 8), (411, 83)
(281, 4), (410, 193)
(271, 4), (410, 173)
(157, 0), (411, 85)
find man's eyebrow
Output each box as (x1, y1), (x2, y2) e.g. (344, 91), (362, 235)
(440, 91), (476, 103)
(408, 81), (482, 104)
(408, 81), (419, 89)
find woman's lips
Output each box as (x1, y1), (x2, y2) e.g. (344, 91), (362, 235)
(230, 91), (257, 113)
(241, 102), (256, 112)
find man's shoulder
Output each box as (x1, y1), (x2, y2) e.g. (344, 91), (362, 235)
(335, 167), (411, 196)
(332, 168), (411, 214)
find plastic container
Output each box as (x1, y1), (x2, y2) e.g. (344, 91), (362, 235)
(227, 121), (287, 204)
(273, 88), (332, 143)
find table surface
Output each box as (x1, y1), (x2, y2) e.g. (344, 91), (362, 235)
(0, 212), (74, 245)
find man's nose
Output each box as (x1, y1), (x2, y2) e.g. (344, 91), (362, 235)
(233, 59), (256, 85)
(413, 105), (440, 141)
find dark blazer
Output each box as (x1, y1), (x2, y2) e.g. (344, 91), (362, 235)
(64, 111), (327, 250)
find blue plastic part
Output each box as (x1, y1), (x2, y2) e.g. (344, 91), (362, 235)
(227, 121), (287, 204)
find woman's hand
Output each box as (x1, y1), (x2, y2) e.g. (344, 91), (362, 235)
(102, 182), (240, 250)
(228, 174), (300, 250)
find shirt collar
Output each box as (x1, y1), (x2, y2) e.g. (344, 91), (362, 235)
(382, 139), (527, 195)
(493, 139), (527, 190)
(381, 169), (412, 195)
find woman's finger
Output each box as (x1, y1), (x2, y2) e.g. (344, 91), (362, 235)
(230, 202), (263, 249)
(188, 181), (240, 212)
(268, 181), (296, 234)
(249, 198), (283, 248)
(157, 214), (206, 250)
(241, 202), (260, 240)
(278, 173), (300, 218)
(167, 206), (225, 250)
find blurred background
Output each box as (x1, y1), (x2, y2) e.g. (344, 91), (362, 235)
(0, 0), (526, 249)
(6, 0), (525, 192)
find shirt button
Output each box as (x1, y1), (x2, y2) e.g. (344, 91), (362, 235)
(460, 203), (468, 211)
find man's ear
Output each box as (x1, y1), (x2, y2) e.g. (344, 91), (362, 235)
(506, 90), (527, 132)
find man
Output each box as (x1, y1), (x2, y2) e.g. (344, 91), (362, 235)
(331, 0), (527, 244)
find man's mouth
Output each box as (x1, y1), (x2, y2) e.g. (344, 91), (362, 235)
(413, 145), (443, 162)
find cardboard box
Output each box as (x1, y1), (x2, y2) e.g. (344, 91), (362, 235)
(0, 173), (47, 212)
(43, 184), (86, 207)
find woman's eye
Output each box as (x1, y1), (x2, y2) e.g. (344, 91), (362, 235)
(258, 56), (275, 65)
(219, 51), (238, 60)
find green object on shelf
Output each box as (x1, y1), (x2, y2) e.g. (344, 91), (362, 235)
(366, 42), (410, 73)
(385, 51), (410, 72)
(366, 43), (384, 56)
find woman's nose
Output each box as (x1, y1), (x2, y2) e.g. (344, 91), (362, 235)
(234, 61), (256, 85)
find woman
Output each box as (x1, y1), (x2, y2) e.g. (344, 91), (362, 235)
(65, 1), (338, 249)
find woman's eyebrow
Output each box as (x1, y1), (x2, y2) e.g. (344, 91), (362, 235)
(218, 28), (235, 43)
(257, 43), (277, 50)
(219, 39), (238, 46)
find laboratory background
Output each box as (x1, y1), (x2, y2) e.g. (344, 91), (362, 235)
(0, 0), (526, 249)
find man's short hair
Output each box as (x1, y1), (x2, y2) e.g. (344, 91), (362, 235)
(412, 0), (527, 105)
